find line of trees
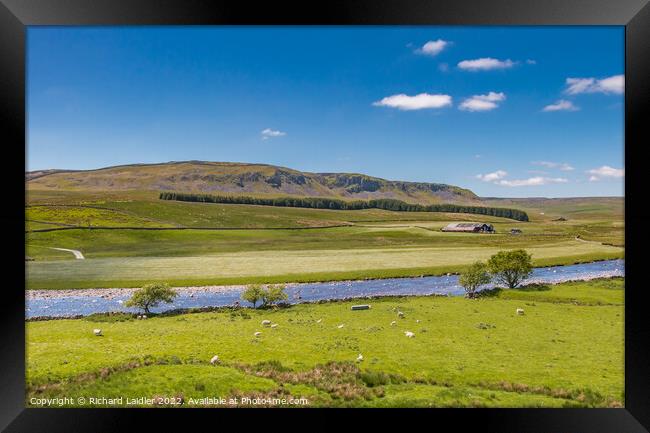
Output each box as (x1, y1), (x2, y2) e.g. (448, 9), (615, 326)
(159, 192), (529, 221)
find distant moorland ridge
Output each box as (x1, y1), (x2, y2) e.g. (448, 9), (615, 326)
(26, 161), (480, 205)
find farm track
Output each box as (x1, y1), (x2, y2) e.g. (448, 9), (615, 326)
(50, 248), (85, 260)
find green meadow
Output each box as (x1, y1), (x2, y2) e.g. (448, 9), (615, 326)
(24, 179), (625, 408)
(26, 279), (624, 408)
(25, 190), (623, 289)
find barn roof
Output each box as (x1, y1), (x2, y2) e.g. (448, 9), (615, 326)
(441, 222), (494, 232)
(444, 222), (485, 229)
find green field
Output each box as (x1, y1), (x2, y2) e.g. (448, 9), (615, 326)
(25, 190), (624, 289)
(26, 279), (624, 408)
(25, 169), (625, 408)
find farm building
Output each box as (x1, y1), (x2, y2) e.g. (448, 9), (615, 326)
(441, 223), (495, 233)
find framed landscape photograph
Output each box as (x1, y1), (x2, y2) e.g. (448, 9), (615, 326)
(2, 0), (649, 431)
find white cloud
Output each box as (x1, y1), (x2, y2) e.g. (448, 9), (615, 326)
(526, 59), (537, 65)
(542, 100), (579, 112)
(532, 161), (574, 171)
(565, 74), (624, 95)
(476, 170), (508, 182)
(477, 169), (568, 187)
(457, 58), (515, 71)
(586, 165), (624, 181)
(416, 39), (449, 56)
(261, 128), (286, 140)
(373, 93), (452, 111)
(459, 92), (506, 112)
(496, 177), (568, 187)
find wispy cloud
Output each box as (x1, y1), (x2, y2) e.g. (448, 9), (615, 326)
(496, 177), (568, 187)
(261, 128), (286, 140)
(373, 93), (452, 111)
(458, 58), (515, 71)
(565, 74), (624, 95)
(477, 169), (568, 187)
(526, 59), (537, 65)
(415, 39), (450, 57)
(587, 165), (624, 181)
(532, 161), (574, 171)
(459, 92), (506, 112)
(476, 170), (508, 182)
(542, 100), (579, 112)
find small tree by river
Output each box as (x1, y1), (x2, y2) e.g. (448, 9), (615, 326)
(459, 261), (492, 298)
(487, 250), (533, 289)
(124, 283), (177, 314)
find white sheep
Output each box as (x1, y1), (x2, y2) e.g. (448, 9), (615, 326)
(316, 319), (322, 323)
(261, 320), (272, 326)
(390, 320), (396, 326)
(270, 324), (278, 328)
(404, 331), (415, 338)
(210, 355), (220, 365)
(356, 354), (364, 362)
(141, 315), (147, 320)
(516, 308), (525, 316)
(397, 311), (405, 318)
(337, 324), (345, 329)
(416, 319), (420, 323)
(254, 331), (262, 337)
(93, 329), (102, 336)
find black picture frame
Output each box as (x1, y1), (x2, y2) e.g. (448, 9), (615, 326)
(1, 0), (648, 431)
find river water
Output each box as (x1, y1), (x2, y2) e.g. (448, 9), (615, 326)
(26, 259), (624, 318)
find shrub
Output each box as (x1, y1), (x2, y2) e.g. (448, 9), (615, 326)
(487, 249), (533, 289)
(241, 285), (265, 308)
(124, 283), (177, 314)
(262, 284), (288, 307)
(459, 261), (491, 298)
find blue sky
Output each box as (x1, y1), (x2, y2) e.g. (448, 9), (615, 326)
(27, 26), (624, 197)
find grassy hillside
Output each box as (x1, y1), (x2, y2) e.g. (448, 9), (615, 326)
(26, 161), (479, 204)
(25, 164), (624, 290)
(26, 278), (624, 408)
(25, 188), (624, 289)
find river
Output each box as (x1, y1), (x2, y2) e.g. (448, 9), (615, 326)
(26, 259), (624, 318)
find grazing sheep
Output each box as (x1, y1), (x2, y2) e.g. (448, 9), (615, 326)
(404, 331), (415, 338)
(141, 315), (147, 320)
(390, 321), (396, 326)
(337, 324), (345, 329)
(93, 329), (102, 336)
(210, 355), (220, 365)
(416, 320), (420, 323)
(516, 308), (525, 316)
(316, 319), (322, 323)
(397, 311), (405, 318)
(356, 354), (364, 362)
(270, 324), (278, 328)
(261, 320), (272, 326)
(254, 331), (262, 337)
